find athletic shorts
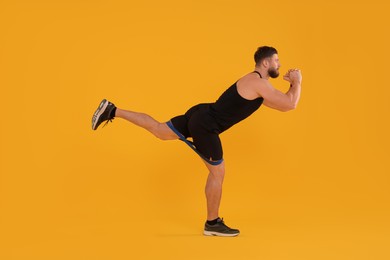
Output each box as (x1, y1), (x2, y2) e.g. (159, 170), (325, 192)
(169, 103), (223, 164)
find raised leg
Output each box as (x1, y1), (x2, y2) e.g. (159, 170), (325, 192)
(116, 108), (178, 140)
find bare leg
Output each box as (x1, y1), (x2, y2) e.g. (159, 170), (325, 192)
(115, 108), (178, 140)
(204, 161), (225, 220)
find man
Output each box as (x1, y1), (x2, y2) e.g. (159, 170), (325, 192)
(92, 46), (302, 237)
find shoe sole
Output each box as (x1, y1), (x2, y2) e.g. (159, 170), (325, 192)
(203, 230), (240, 237)
(92, 99), (108, 130)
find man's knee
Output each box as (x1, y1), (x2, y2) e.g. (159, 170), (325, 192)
(154, 131), (170, 141)
(207, 162), (225, 179)
(153, 123), (178, 141)
(154, 132), (169, 141)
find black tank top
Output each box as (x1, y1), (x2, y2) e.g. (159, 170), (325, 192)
(209, 71), (264, 132)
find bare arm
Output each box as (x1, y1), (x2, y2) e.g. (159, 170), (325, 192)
(260, 69), (302, 112)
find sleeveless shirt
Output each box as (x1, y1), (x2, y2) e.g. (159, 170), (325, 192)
(209, 71), (264, 132)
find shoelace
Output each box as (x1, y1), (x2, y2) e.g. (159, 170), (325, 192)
(102, 118), (114, 128)
(218, 218), (232, 229)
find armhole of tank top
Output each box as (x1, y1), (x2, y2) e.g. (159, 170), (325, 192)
(235, 79), (263, 101)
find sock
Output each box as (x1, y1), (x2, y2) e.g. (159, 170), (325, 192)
(207, 217), (220, 225)
(110, 107), (117, 118)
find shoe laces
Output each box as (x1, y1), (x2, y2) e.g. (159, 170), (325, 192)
(102, 118), (114, 128)
(218, 218), (232, 228)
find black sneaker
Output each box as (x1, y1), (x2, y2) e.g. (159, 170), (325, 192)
(92, 99), (116, 130)
(203, 218), (240, 237)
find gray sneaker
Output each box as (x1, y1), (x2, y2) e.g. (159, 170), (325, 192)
(92, 99), (116, 130)
(203, 218), (240, 237)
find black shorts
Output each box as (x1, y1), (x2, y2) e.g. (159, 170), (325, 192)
(169, 103), (223, 164)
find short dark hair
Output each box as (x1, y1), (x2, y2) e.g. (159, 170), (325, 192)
(254, 46), (278, 65)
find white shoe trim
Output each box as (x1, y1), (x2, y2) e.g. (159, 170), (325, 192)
(203, 230), (240, 237)
(92, 100), (108, 130)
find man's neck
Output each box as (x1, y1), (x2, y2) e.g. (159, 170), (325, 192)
(254, 67), (269, 80)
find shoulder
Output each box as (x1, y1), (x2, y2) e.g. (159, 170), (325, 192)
(238, 73), (272, 90)
(237, 73), (270, 99)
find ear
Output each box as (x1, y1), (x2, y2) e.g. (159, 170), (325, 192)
(262, 58), (269, 68)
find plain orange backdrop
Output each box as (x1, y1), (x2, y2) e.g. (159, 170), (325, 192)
(1, 0), (389, 259)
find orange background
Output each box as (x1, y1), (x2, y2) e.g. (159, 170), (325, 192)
(1, 0), (389, 259)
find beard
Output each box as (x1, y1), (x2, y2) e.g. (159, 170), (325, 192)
(268, 67), (279, 78)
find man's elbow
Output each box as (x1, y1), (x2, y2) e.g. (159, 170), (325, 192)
(280, 102), (297, 112)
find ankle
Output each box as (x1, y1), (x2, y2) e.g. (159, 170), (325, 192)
(206, 217), (220, 225)
(110, 106), (117, 118)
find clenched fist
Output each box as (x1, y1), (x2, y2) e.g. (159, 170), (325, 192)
(283, 69), (302, 85)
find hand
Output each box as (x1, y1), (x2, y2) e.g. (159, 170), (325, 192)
(283, 69), (302, 85)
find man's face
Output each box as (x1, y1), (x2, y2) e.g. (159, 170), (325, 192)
(267, 54), (281, 78)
